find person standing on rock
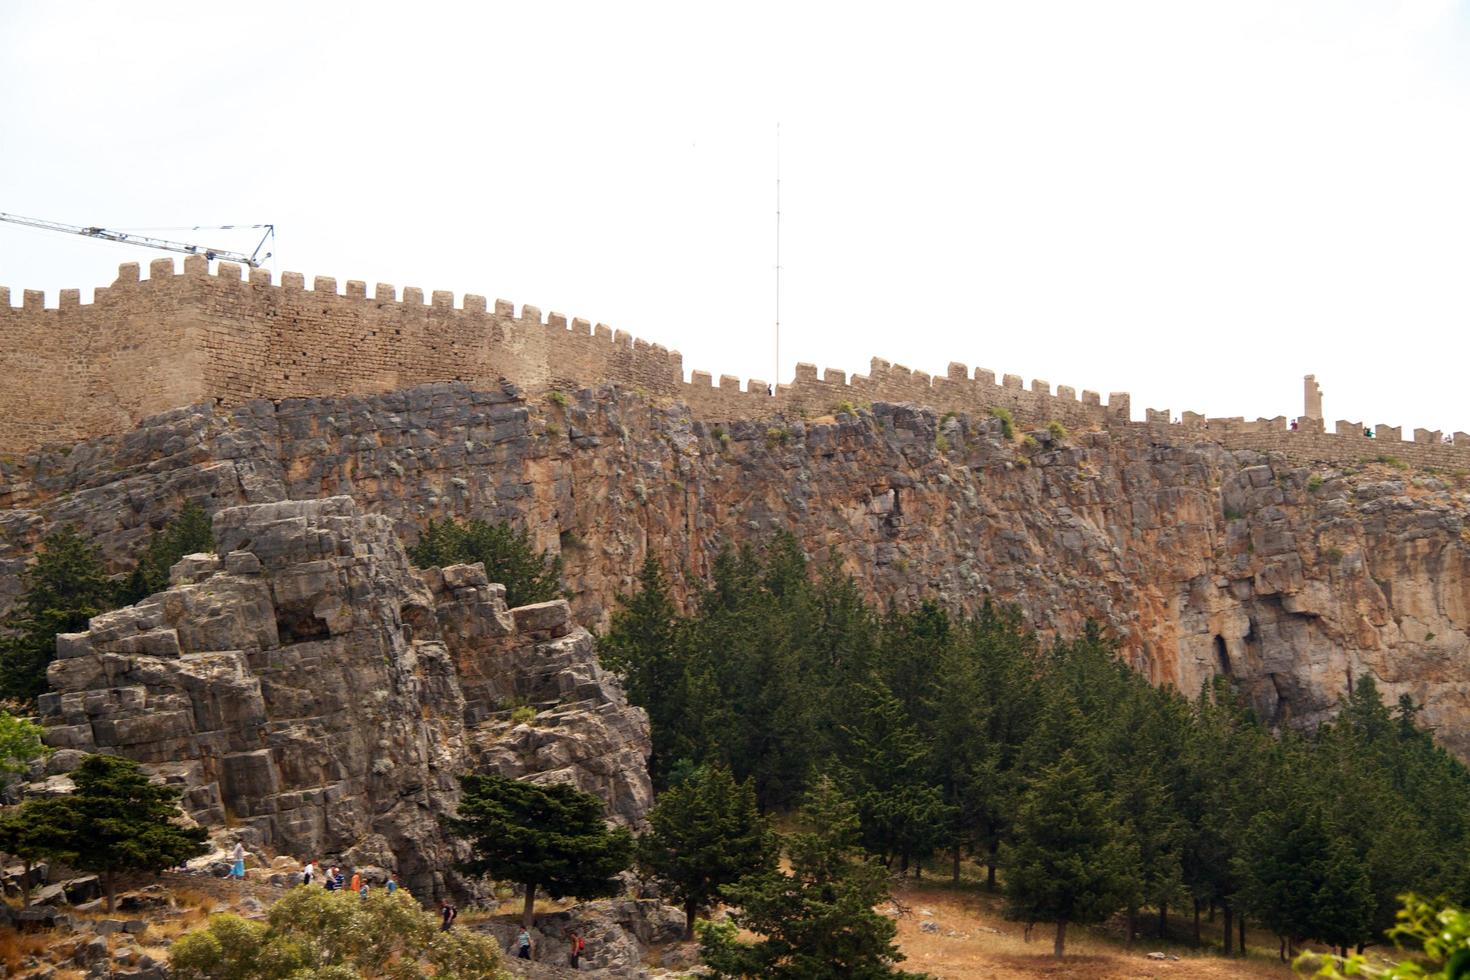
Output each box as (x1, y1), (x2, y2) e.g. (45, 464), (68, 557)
(516, 928), (532, 959)
(440, 898), (458, 931)
(230, 842), (246, 880)
(301, 861), (313, 887)
(567, 929), (585, 969)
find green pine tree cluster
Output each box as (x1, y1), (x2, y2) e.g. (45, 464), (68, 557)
(408, 517), (564, 609)
(0, 503), (216, 703)
(603, 538), (1470, 958)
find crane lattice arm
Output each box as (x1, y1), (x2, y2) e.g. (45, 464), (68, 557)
(0, 211), (273, 268)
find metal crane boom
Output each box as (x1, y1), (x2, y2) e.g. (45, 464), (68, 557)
(0, 211), (274, 268)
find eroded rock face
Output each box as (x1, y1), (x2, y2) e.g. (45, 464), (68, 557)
(3, 382), (1469, 756)
(36, 497), (651, 897)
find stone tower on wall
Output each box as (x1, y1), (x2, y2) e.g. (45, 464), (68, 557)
(1304, 375), (1323, 421)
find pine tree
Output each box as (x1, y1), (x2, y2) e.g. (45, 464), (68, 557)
(600, 555), (690, 787)
(1003, 751), (1138, 957)
(700, 778), (928, 979)
(836, 679), (950, 873)
(1234, 795), (1372, 955)
(444, 773), (632, 928)
(61, 753), (210, 910)
(1105, 684), (1190, 941)
(408, 517), (563, 608)
(1178, 677), (1269, 953)
(964, 604), (1042, 891)
(0, 526), (115, 703)
(0, 796), (77, 906)
(682, 542), (819, 811)
(637, 764), (777, 938)
(117, 501), (214, 605)
(1311, 677), (1460, 944)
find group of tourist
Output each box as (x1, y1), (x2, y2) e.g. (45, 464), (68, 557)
(231, 846), (587, 968)
(504, 926), (586, 968)
(297, 858), (402, 900)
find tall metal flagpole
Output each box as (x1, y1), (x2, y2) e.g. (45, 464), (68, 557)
(775, 123), (781, 390)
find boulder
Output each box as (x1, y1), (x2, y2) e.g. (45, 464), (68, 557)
(14, 905), (67, 931)
(62, 875), (100, 904)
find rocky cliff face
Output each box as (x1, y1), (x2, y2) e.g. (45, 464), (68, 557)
(33, 496), (651, 897)
(2, 382), (1467, 756)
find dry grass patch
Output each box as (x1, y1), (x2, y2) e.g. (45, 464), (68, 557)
(171, 887), (220, 915)
(0, 930), (55, 972)
(147, 914), (206, 942)
(888, 884), (1294, 980)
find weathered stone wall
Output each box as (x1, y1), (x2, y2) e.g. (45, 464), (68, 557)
(10, 259), (1465, 467)
(3, 384), (1468, 759)
(0, 261), (209, 452)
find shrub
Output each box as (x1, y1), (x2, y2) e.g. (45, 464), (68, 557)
(170, 888), (508, 980)
(1297, 895), (1470, 979)
(510, 705), (537, 726)
(1375, 455), (1408, 470)
(934, 434), (950, 453)
(1224, 508), (1245, 522)
(833, 401), (858, 417)
(989, 407), (1015, 440)
(1324, 547), (1344, 563)
(0, 712), (47, 782)
(1307, 474), (1325, 493)
(1022, 434), (1040, 450)
(765, 427), (791, 449)
(546, 390), (571, 408)
(1047, 420), (1069, 442)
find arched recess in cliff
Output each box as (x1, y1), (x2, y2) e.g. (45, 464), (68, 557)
(1214, 635), (1232, 677)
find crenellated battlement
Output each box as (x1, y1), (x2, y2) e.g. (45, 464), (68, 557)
(3, 260), (1468, 471)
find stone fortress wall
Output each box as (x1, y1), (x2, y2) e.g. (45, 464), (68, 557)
(3, 257), (1469, 469)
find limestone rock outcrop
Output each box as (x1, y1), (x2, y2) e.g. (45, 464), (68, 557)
(35, 496), (651, 897)
(3, 382), (1469, 756)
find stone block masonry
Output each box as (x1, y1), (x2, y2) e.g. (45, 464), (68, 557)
(3, 258), (1469, 471)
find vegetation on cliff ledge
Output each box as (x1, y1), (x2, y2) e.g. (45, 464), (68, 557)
(0, 503), (219, 703)
(408, 516), (564, 608)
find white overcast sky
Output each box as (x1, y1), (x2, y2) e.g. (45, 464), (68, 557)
(2, 1), (1467, 433)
